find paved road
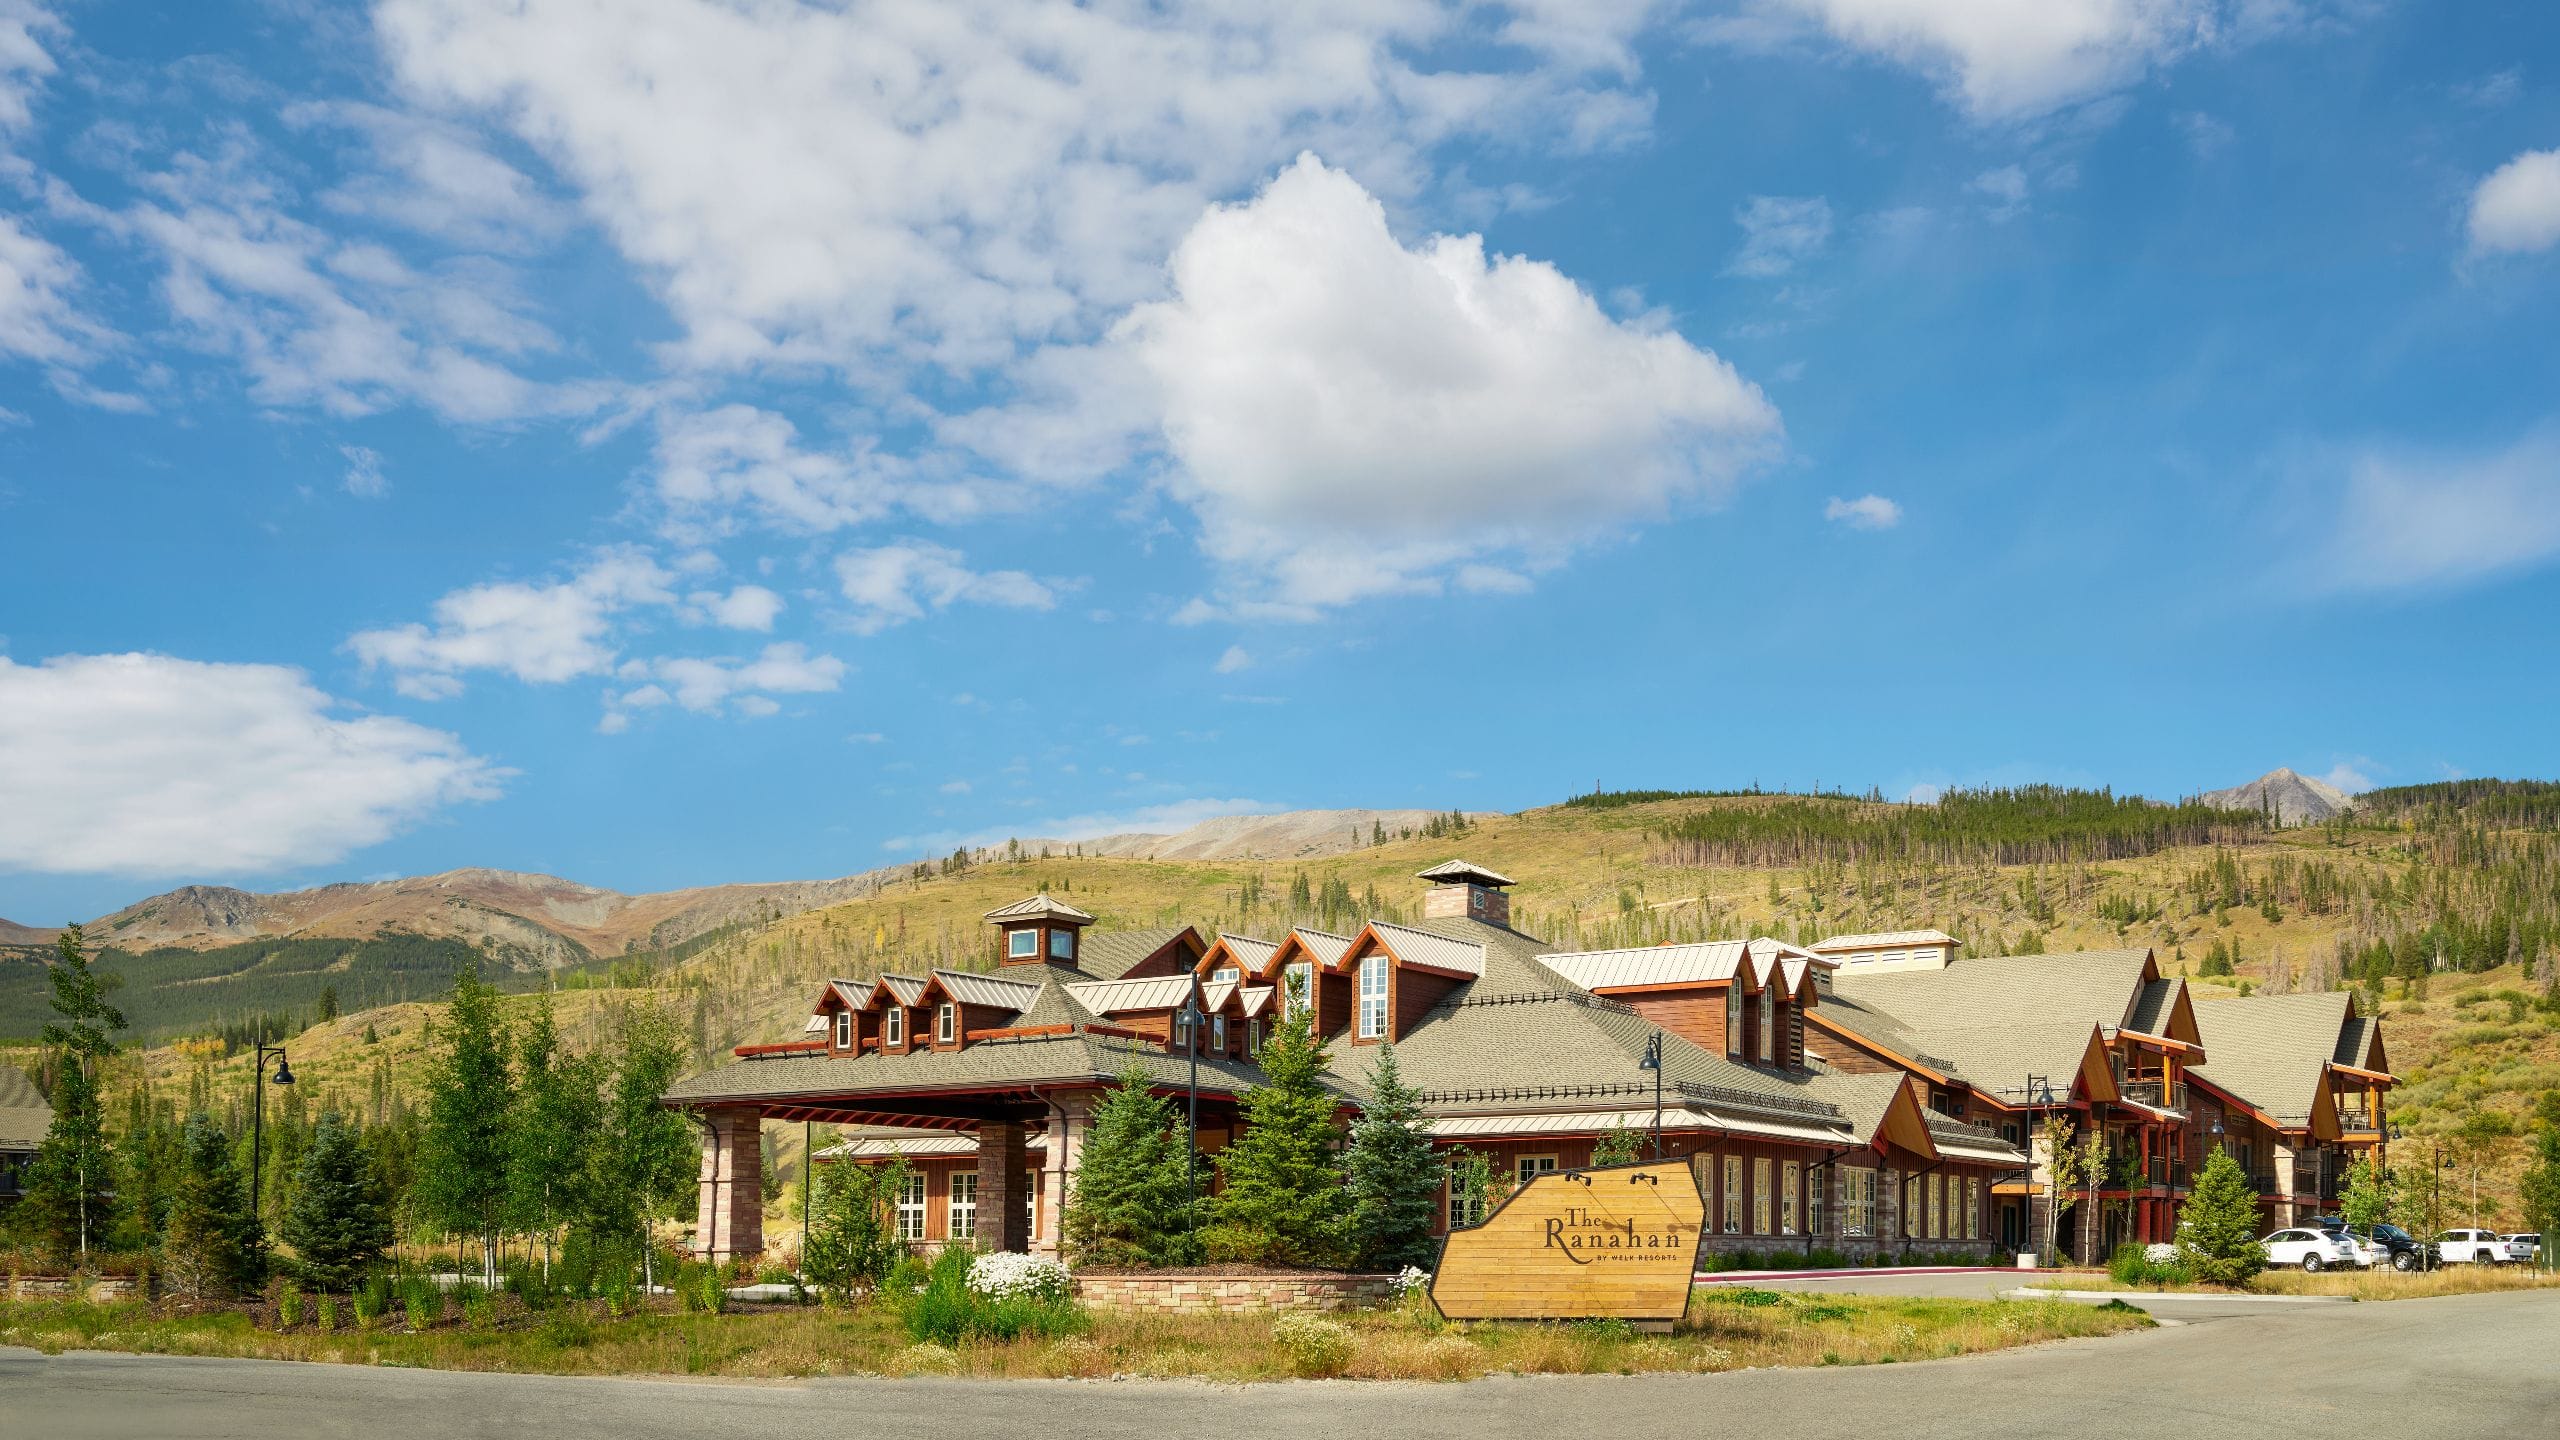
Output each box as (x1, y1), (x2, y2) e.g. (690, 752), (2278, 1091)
(6, 1290), (2553, 1440)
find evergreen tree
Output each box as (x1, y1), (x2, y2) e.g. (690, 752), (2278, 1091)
(415, 967), (514, 1285)
(507, 994), (601, 1273)
(1204, 1006), (1350, 1267)
(2176, 1150), (2266, 1286)
(162, 1114), (263, 1302)
(804, 1152), (911, 1301)
(1062, 1067), (1199, 1267)
(17, 1058), (116, 1265)
(582, 1000), (697, 1286)
(282, 1111), (392, 1292)
(2521, 1121), (2560, 1272)
(1343, 1044), (1441, 1272)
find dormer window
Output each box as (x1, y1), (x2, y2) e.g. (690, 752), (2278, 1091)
(1357, 955), (1389, 1039)
(834, 1011), (851, 1049)
(1758, 986), (1775, 1065)
(1248, 1019), (1264, 1056)
(936, 1002), (957, 1044)
(1008, 930), (1038, 960)
(1048, 927), (1075, 962)
(1211, 965), (1241, 983)
(1726, 983), (1743, 1059)
(1284, 963), (1313, 1021)
(1173, 1009), (1193, 1049)
(884, 1007), (904, 1048)
(1212, 1014), (1228, 1052)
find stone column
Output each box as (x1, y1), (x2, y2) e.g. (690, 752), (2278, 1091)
(693, 1108), (764, 1264)
(975, 1119), (1031, 1253)
(1038, 1094), (1097, 1259)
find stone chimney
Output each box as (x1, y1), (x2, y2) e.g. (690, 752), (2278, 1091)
(1417, 859), (1516, 928)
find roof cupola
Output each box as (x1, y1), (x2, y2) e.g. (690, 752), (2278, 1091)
(984, 893), (1095, 968)
(1417, 858), (1515, 928)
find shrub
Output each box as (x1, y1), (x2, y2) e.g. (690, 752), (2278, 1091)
(2108, 1244), (2186, 1287)
(965, 1251), (1072, 1304)
(805, 1154), (912, 1302)
(1039, 1337), (1113, 1378)
(1272, 1312), (1354, 1377)
(276, 1280), (305, 1330)
(903, 1246), (1086, 1345)
(1388, 1264), (1432, 1299)
(896, 1342), (960, 1376)
(401, 1275), (442, 1330)
(460, 1288), (497, 1331)
(315, 1295), (338, 1333)
(676, 1263), (727, 1315)
(353, 1273), (390, 1329)
(2177, 1150), (2267, 1287)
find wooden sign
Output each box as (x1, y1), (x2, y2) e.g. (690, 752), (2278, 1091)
(1430, 1161), (1705, 1327)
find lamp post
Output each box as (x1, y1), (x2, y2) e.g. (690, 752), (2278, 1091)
(1177, 995), (1204, 1233)
(247, 1042), (295, 1240)
(1638, 1031), (1665, 1161)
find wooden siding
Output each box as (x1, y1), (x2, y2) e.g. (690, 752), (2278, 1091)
(1623, 992), (1725, 1053)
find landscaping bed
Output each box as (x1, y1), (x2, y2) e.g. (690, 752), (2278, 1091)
(0, 1286), (2147, 1382)
(2028, 1267), (2560, 1302)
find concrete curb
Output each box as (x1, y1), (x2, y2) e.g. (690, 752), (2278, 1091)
(2006, 1287), (2356, 1304)
(1696, 1266), (2056, 1283)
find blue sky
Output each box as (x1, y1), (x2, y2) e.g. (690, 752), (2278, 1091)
(3, 0), (2559, 924)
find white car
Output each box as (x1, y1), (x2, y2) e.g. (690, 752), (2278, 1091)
(2434, 1229), (2531, 1265)
(2262, 1227), (2360, 1272)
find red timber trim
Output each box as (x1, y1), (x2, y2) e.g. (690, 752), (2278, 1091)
(964, 1023), (1076, 1042)
(1081, 1021), (1143, 1040)
(734, 1039), (830, 1059)
(1801, 1011), (1958, 1087)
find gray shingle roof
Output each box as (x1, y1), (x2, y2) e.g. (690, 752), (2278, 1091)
(2125, 976), (2180, 1036)
(1077, 925), (1195, 981)
(0, 1066), (48, 1151)
(2189, 992), (2358, 1122)
(667, 1029), (1282, 1107)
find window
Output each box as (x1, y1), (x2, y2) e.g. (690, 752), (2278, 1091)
(1211, 965), (1241, 983)
(883, 1007), (905, 1048)
(1843, 1167), (1873, 1238)
(1752, 1158), (1773, 1234)
(1808, 1164), (1826, 1237)
(1172, 1009), (1192, 1049)
(1212, 1014), (1228, 1052)
(1357, 955), (1389, 1039)
(1448, 1163), (1487, 1229)
(1726, 983), (1743, 1059)
(1758, 986), (1775, 1064)
(1782, 1161), (1801, 1236)
(1723, 1156), (1743, 1234)
(1048, 927), (1074, 961)
(948, 1170), (978, 1241)
(1927, 1174), (1943, 1239)
(936, 1002), (956, 1044)
(1517, 1154), (1560, 1185)
(1008, 929), (1037, 959)
(1902, 1174), (1918, 1239)
(1284, 963), (1314, 1021)
(895, 1173), (927, 1241)
(1026, 1176), (1040, 1240)
(1966, 1176), (1981, 1240)
(1247, 1018), (1264, 1056)
(834, 1011), (851, 1048)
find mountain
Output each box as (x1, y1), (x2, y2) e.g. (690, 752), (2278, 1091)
(2198, 767), (2359, 826)
(1009, 808), (1479, 862)
(0, 917), (58, 948)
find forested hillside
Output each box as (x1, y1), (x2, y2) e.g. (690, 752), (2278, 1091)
(11, 780), (2559, 1230)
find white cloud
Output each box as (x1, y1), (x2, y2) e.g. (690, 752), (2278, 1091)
(1825, 494), (1903, 529)
(684, 584), (783, 631)
(636, 641), (846, 714)
(649, 404), (903, 538)
(939, 779), (972, 795)
(350, 548), (674, 696)
(846, 730), (886, 744)
(295, 101), (574, 253)
(1213, 645), (1253, 675)
(373, 0), (1665, 381)
(2467, 148), (2560, 257)
(1116, 155), (1778, 613)
(0, 651), (503, 874)
(1744, 0), (2276, 121)
(2307, 427), (2560, 592)
(0, 212), (104, 368)
(0, 0), (59, 140)
(2320, 760), (2375, 794)
(834, 540), (1055, 634)
(340, 444), (390, 498)
(1456, 563), (1535, 594)
(1968, 164), (2031, 221)
(1727, 195), (1832, 277)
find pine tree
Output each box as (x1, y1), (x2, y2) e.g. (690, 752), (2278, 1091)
(162, 1114), (264, 1301)
(1062, 1067), (1199, 1267)
(415, 967), (514, 1285)
(1344, 1044), (1441, 1272)
(2521, 1123), (2560, 1270)
(1205, 1006), (1350, 1267)
(2176, 1150), (2266, 1286)
(282, 1111), (392, 1292)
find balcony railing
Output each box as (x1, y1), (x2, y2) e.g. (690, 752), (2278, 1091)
(2116, 1078), (2189, 1114)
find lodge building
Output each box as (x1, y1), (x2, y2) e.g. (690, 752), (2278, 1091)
(663, 863), (2394, 1267)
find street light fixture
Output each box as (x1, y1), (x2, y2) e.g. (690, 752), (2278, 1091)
(1637, 1031), (1665, 1161)
(248, 1042), (295, 1241)
(1176, 995), (1204, 1234)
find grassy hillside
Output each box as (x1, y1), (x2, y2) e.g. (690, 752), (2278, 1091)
(12, 782), (2557, 1227)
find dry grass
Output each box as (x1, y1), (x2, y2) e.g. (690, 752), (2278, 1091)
(0, 1287), (2146, 1383)
(2033, 1266), (2560, 1302)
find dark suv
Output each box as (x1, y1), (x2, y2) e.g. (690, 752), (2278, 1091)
(2310, 1215), (2424, 1271)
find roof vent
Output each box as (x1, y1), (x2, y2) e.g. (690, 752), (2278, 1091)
(1418, 859), (1514, 928)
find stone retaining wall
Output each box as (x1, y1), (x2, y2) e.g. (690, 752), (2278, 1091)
(6, 1275), (141, 1301)
(1073, 1271), (1397, 1314)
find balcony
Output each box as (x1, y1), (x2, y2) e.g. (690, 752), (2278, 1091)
(2116, 1078), (2189, 1115)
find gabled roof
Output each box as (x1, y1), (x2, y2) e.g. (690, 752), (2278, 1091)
(1236, 984), (1277, 1017)
(2188, 991), (2368, 1125)
(1809, 929), (1958, 952)
(1203, 933), (1280, 974)
(876, 973), (930, 1007)
(2124, 975), (2179, 1035)
(0, 1066), (51, 1151)
(1417, 859), (1515, 888)
(931, 969), (1045, 1011)
(1536, 940), (1749, 991)
(668, 1028), (1287, 1109)
(1362, 919), (1489, 977)
(1201, 978), (1238, 1011)
(1062, 973), (1197, 1015)
(1830, 947), (2154, 1035)
(982, 893), (1096, 925)
(1281, 927), (1357, 968)
(1077, 925), (1199, 981)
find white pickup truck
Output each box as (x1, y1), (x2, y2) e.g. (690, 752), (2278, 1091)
(2432, 1229), (2532, 1264)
